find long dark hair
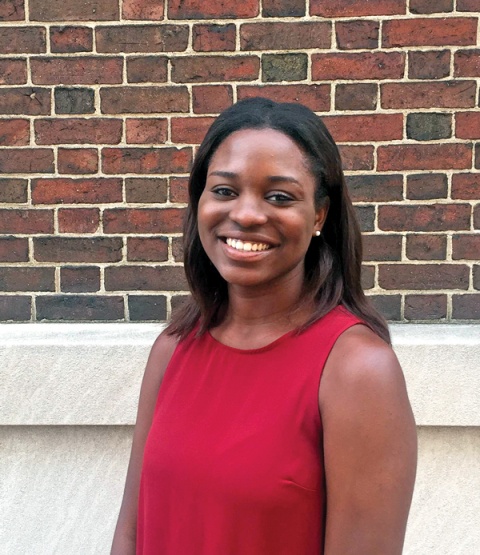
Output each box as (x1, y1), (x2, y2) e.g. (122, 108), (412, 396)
(166, 97), (390, 344)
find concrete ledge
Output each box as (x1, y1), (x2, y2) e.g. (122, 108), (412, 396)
(1, 323), (479, 426)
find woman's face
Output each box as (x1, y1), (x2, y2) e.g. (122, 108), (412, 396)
(197, 128), (328, 292)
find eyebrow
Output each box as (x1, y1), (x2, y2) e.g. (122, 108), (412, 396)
(208, 171), (300, 185)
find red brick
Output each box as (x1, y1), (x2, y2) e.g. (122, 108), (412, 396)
(192, 85), (233, 114)
(0, 237), (29, 262)
(0, 59), (27, 85)
(171, 117), (215, 144)
(102, 147), (192, 175)
(452, 295), (480, 319)
(410, 0), (453, 13)
(50, 26), (93, 53)
(406, 234), (447, 260)
(127, 237), (169, 261)
(126, 56), (168, 83)
(0, 119), (29, 146)
(262, 0), (305, 17)
(456, 112), (480, 139)
(122, 0), (165, 20)
(361, 265), (375, 290)
(0, 179), (28, 203)
(101, 86), (189, 114)
(61, 266), (100, 293)
(381, 81), (475, 109)
(238, 84), (330, 112)
(452, 173), (479, 199)
(404, 294), (447, 320)
(168, 0), (259, 19)
(378, 204), (471, 232)
(336, 20), (379, 50)
(406, 173), (448, 200)
(0, 27), (45, 54)
(452, 235), (480, 260)
(0, 209), (53, 233)
(34, 237), (122, 262)
(169, 177), (189, 203)
(379, 264), (469, 290)
(368, 294), (401, 320)
(457, 0), (480, 11)
(32, 178), (122, 204)
(125, 178), (168, 203)
(35, 119), (122, 145)
(408, 50), (450, 79)
(383, 18), (477, 47)
(312, 52), (405, 80)
(105, 265), (188, 291)
(323, 114), (403, 143)
(0, 267), (55, 292)
(96, 25), (188, 53)
(241, 22), (331, 51)
(126, 119), (168, 144)
(0, 0), (25, 21)
(335, 83), (377, 111)
(171, 56), (260, 83)
(29, 0), (119, 21)
(475, 205), (480, 229)
(310, 0), (405, 17)
(103, 208), (185, 233)
(355, 206), (375, 232)
(346, 174), (403, 202)
(193, 24), (236, 52)
(378, 144), (472, 171)
(58, 208), (100, 233)
(0, 149), (54, 173)
(363, 234), (402, 261)
(455, 50), (480, 77)
(31, 57), (123, 85)
(58, 148), (98, 175)
(0, 296), (31, 322)
(172, 236), (183, 262)
(36, 296), (124, 322)
(0, 87), (51, 115)
(338, 146), (374, 171)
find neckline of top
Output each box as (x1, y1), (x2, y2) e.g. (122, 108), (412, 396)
(206, 327), (298, 354)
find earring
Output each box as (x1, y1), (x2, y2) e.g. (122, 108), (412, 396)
(314, 230), (321, 237)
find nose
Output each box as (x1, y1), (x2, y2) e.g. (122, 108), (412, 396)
(229, 193), (268, 228)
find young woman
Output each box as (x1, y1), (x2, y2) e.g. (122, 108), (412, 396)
(111, 98), (417, 555)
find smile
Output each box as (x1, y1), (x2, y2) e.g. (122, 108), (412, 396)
(225, 238), (272, 252)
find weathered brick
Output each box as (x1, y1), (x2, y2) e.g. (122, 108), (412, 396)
(336, 20), (379, 50)
(335, 83), (377, 110)
(34, 237), (122, 262)
(96, 25), (188, 53)
(324, 114), (403, 142)
(368, 295), (401, 321)
(171, 117), (215, 144)
(0, 237), (29, 262)
(127, 237), (169, 261)
(35, 118), (122, 145)
(457, 0), (480, 10)
(31, 57), (123, 85)
(452, 235), (480, 260)
(32, 178), (122, 204)
(406, 234), (446, 260)
(312, 52), (405, 80)
(476, 144), (480, 170)
(383, 17), (477, 47)
(125, 178), (168, 203)
(339, 145), (374, 171)
(54, 88), (95, 115)
(122, 0), (165, 20)
(58, 148), (98, 174)
(404, 295), (447, 320)
(0, 59), (27, 85)
(103, 208), (185, 233)
(377, 144), (472, 171)
(193, 24), (236, 52)
(0, 27), (45, 54)
(410, 0), (453, 13)
(408, 50), (450, 79)
(379, 264), (469, 290)
(172, 56), (260, 83)
(361, 265), (375, 290)
(61, 266), (100, 292)
(128, 295), (167, 321)
(172, 236), (183, 262)
(0, 267), (54, 291)
(0, 87), (51, 115)
(354, 205), (375, 232)
(363, 234), (402, 261)
(346, 175), (403, 202)
(451, 174), (479, 200)
(262, 0), (305, 17)
(456, 112), (480, 139)
(241, 22), (331, 51)
(475, 266), (480, 290)
(0, 0), (25, 21)
(126, 56), (168, 83)
(452, 295), (480, 319)
(171, 294), (191, 316)
(126, 118), (168, 144)
(102, 147), (192, 175)
(0, 149), (54, 173)
(0, 179), (28, 203)
(192, 85), (233, 114)
(378, 204), (471, 231)
(168, 0), (259, 19)
(238, 84), (330, 112)
(406, 113), (451, 141)
(381, 81), (475, 109)
(29, 0), (119, 21)
(0, 119), (30, 146)
(50, 26), (93, 53)
(36, 295), (124, 321)
(406, 174), (448, 200)
(262, 53), (308, 82)
(58, 208), (100, 233)
(101, 86), (189, 114)
(169, 177), (189, 203)
(310, 0), (405, 17)
(105, 265), (188, 291)
(0, 296), (31, 322)
(455, 50), (480, 77)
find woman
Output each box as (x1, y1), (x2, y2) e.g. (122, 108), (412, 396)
(112, 98), (417, 554)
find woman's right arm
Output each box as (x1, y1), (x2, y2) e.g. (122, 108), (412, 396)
(111, 332), (178, 555)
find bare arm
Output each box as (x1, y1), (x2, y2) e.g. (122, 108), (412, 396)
(320, 325), (417, 555)
(111, 332), (178, 555)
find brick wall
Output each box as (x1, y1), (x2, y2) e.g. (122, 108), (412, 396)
(0, 0), (479, 322)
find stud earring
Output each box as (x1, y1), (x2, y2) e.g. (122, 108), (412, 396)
(314, 230), (321, 237)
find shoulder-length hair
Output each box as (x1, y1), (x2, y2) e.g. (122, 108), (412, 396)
(166, 97), (390, 344)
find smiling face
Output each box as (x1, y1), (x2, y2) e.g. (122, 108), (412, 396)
(197, 128), (328, 294)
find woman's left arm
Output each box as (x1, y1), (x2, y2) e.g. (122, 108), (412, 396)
(320, 325), (417, 555)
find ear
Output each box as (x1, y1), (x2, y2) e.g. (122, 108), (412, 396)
(313, 198), (329, 235)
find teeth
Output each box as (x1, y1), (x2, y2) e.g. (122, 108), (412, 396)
(226, 238), (270, 252)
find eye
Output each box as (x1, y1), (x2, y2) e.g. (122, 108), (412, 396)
(211, 186), (236, 198)
(266, 192), (295, 204)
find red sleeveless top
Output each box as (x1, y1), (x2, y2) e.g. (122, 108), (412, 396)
(137, 306), (362, 554)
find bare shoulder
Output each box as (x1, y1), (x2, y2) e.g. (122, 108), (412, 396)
(143, 330), (179, 390)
